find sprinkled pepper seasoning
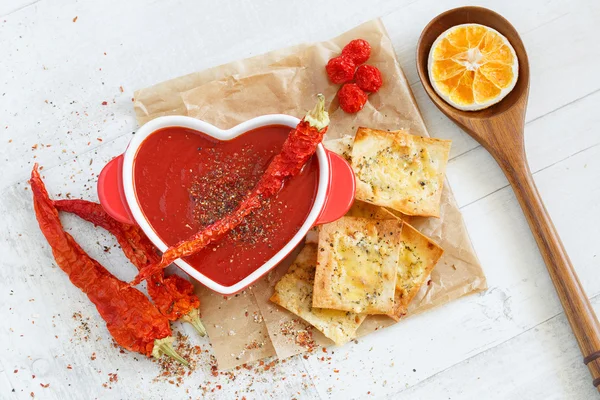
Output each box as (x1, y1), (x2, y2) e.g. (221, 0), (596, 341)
(131, 94), (330, 286)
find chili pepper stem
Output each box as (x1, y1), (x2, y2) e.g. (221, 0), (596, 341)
(152, 337), (189, 367)
(181, 308), (207, 337)
(303, 94), (329, 131)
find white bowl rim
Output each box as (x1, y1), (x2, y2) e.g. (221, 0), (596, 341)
(122, 114), (329, 295)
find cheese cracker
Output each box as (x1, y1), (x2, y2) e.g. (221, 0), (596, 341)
(389, 222), (444, 321)
(270, 244), (366, 345)
(313, 217), (402, 314)
(351, 127), (451, 217)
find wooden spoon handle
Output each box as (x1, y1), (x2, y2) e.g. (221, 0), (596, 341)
(503, 160), (600, 388)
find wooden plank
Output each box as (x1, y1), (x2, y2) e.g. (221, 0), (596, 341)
(390, 298), (600, 399)
(0, 0), (41, 17)
(447, 89), (600, 208)
(1, 0), (599, 398)
(1, 0), (598, 190)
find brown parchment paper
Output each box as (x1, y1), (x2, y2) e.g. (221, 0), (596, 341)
(134, 19), (487, 370)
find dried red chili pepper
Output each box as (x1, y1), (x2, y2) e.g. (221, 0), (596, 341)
(354, 65), (383, 93)
(30, 165), (187, 365)
(341, 39), (371, 64)
(130, 94), (330, 285)
(338, 83), (368, 113)
(326, 56), (355, 84)
(54, 199), (206, 336)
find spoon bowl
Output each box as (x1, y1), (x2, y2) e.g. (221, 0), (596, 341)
(416, 6), (600, 390)
(417, 7), (529, 134)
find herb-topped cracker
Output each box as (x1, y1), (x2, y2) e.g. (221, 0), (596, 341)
(270, 244), (366, 345)
(313, 217), (402, 314)
(389, 222), (444, 320)
(351, 127), (451, 217)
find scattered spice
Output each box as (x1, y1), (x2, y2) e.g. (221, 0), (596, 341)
(154, 331), (200, 386)
(72, 16), (77, 22)
(131, 95), (330, 285)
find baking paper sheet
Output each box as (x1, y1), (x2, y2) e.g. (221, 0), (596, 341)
(134, 19), (487, 370)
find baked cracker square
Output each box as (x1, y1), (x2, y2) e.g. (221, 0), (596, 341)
(351, 127), (451, 217)
(270, 244), (366, 345)
(313, 216), (402, 314)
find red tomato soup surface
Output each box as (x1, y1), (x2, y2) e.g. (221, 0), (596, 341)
(134, 125), (319, 286)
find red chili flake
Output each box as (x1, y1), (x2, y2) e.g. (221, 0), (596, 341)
(40, 383), (49, 388)
(8, 139), (12, 143)
(216, 385), (222, 390)
(32, 144), (38, 150)
(66, 364), (73, 369)
(326, 56), (355, 84)
(30, 392), (34, 398)
(427, 279), (432, 286)
(97, 138), (103, 142)
(119, 86), (124, 93)
(333, 369), (340, 373)
(354, 65), (382, 93)
(101, 101), (107, 106)
(338, 83), (367, 114)
(91, 352), (96, 360)
(13, 369), (18, 373)
(72, 16), (78, 23)
(341, 39), (371, 64)
(322, 347), (327, 353)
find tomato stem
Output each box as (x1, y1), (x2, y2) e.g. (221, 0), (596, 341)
(152, 337), (189, 367)
(181, 308), (206, 337)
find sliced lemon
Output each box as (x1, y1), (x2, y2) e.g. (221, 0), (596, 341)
(428, 23), (519, 111)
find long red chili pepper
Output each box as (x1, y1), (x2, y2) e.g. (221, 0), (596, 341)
(54, 199), (206, 336)
(30, 165), (188, 365)
(130, 94), (330, 286)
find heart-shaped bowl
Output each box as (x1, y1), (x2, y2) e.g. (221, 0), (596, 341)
(97, 114), (355, 295)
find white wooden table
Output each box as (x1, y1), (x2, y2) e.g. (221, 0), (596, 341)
(1, 0), (599, 399)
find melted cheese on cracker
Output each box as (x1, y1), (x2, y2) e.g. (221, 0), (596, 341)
(270, 244), (366, 345)
(351, 128), (451, 217)
(313, 217), (402, 314)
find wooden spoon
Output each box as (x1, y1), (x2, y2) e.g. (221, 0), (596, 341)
(416, 6), (600, 389)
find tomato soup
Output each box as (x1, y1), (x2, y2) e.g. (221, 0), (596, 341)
(134, 125), (319, 286)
